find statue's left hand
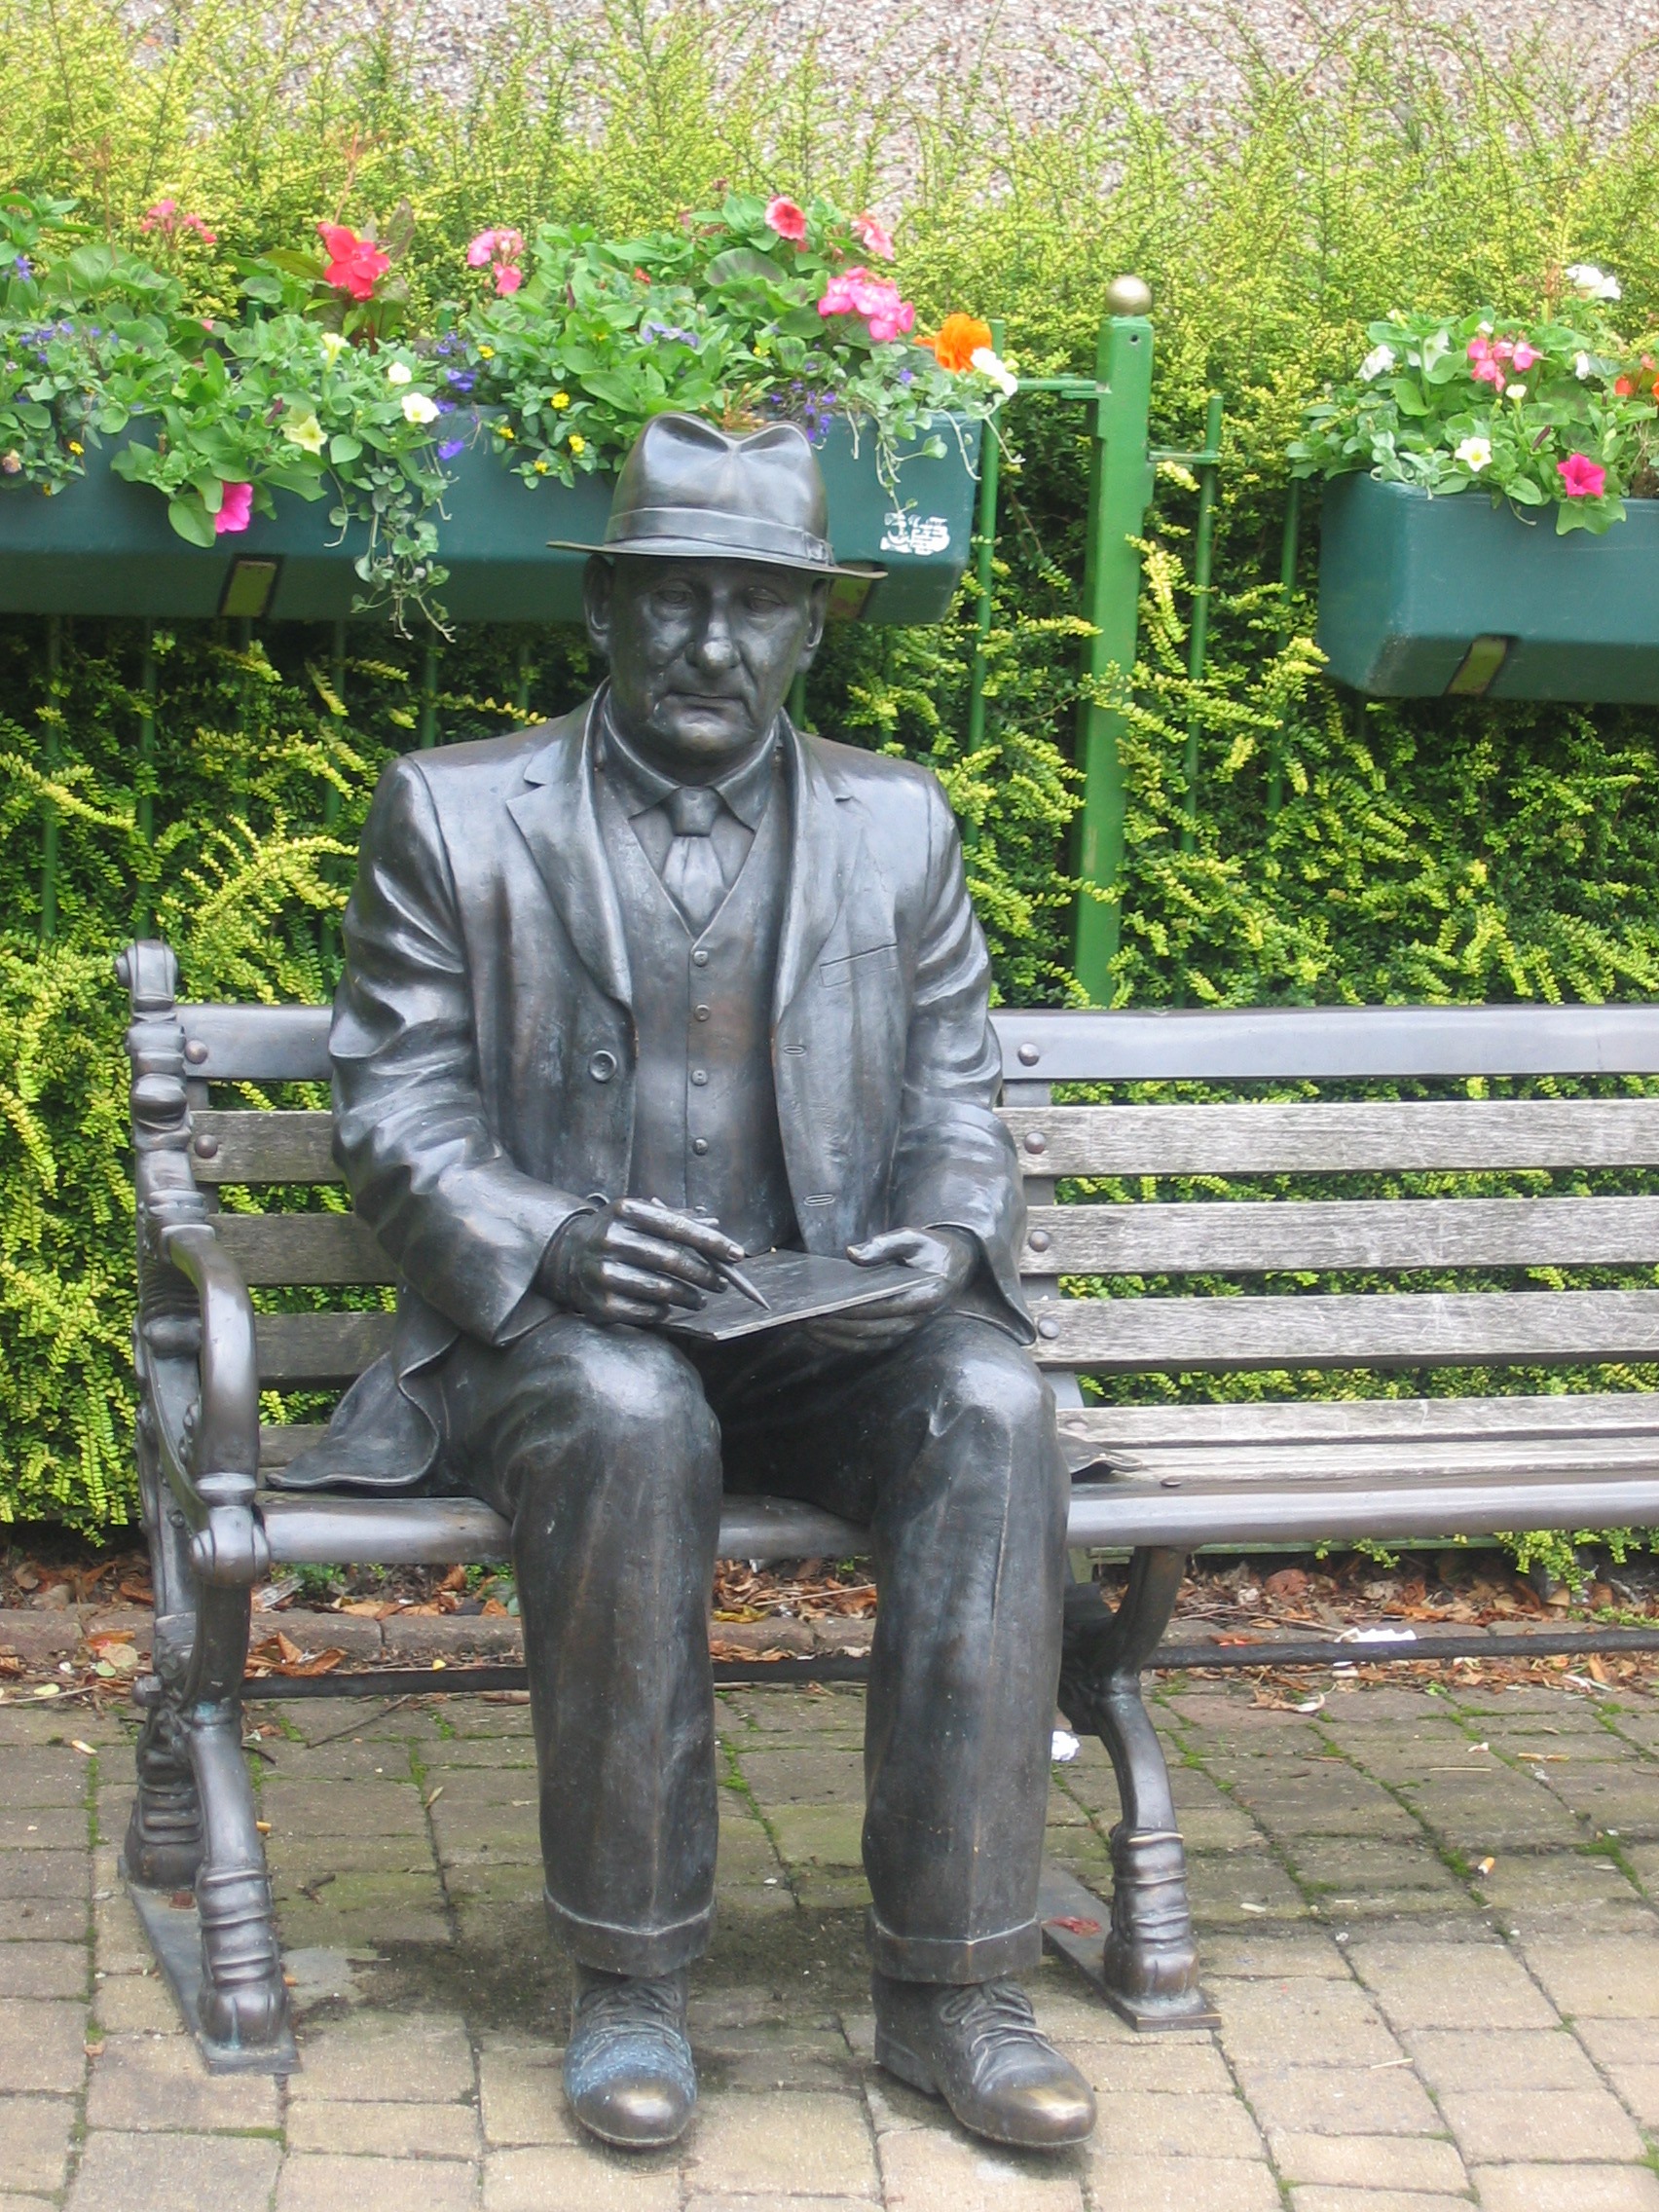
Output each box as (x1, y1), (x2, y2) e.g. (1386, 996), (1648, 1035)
(804, 1227), (977, 1352)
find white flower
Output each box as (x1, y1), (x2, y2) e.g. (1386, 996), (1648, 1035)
(1455, 435), (1493, 472)
(318, 331), (349, 366)
(385, 359), (413, 386)
(1566, 262), (1622, 303)
(969, 345), (1018, 397)
(1574, 351), (1593, 380)
(1358, 343), (1396, 382)
(1507, 384), (1527, 402)
(400, 391), (440, 425)
(282, 411), (326, 456)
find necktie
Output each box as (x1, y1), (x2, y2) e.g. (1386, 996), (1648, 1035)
(660, 783), (728, 933)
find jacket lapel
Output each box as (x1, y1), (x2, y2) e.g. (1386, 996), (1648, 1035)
(505, 694), (633, 1009)
(774, 717), (861, 1020)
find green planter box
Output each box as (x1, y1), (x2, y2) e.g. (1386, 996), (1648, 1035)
(1316, 472), (1659, 701)
(0, 416), (980, 628)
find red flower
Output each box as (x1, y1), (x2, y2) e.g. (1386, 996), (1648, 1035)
(316, 222), (390, 302)
(1614, 376), (1636, 396)
(765, 196), (808, 244)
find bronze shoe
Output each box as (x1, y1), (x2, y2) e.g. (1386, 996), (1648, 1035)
(872, 1972), (1096, 2148)
(562, 1965), (696, 2148)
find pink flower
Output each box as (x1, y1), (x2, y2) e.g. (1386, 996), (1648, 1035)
(139, 199), (177, 231)
(851, 211), (895, 260)
(765, 196), (808, 243)
(819, 265), (915, 343)
(214, 482), (253, 535)
(467, 227), (525, 295)
(1511, 341), (1541, 371)
(494, 263), (523, 295)
(1471, 355), (1506, 390)
(1558, 453), (1607, 498)
(317, 223), (390, 301)
(141, 198), (216, 245)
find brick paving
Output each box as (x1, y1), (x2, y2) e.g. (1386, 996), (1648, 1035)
(7, 1670), (1659, 2208)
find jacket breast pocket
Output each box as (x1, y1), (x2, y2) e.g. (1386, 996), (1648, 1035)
(819, 940), (898, 989)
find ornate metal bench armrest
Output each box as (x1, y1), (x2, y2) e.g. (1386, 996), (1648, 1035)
(159, 1221), (268, 1588)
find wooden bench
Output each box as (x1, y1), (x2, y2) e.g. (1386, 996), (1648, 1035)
(118, 938), (1659, 2069)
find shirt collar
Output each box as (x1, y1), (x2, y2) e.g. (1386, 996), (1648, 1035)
(597, 689), (780, 830)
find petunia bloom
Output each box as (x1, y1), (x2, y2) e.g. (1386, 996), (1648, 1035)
(1455, 435), (1493, 472)
(921, 313), (993, 372)
(765, 197), (809, 244)
(970, 345), (1018, 397)
(319, 330), (350, 366)
(214, 481), (253, 534)
(283, 411), (328, 455)
(316, 223), (390, 301)
(1558, 452), (1607, 498)
(386, 359), (413, 385)
(401, 391), (440, 425)
(1358, 344), (1395, 382)
(851, 211), (895, 260)
(1566, 263), (1621, 303)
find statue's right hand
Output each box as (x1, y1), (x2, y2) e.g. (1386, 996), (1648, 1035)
(540, 1198), (747, 1328)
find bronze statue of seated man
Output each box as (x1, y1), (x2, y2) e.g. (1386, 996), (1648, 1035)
(282, 413), (1095, 2152)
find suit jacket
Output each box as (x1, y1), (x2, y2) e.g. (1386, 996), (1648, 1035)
(277, 691), (1030, 1492)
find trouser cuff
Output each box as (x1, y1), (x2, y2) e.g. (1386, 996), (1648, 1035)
(866, 1909), (1042, 1984)
(545, 1888), (714, 1976)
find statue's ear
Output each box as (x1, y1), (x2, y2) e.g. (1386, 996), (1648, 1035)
(793, 576), (831, 671)
(582, 555), (615, 656)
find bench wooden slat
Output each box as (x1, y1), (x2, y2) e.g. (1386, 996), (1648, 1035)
(1024, 1195), (1659, 1273)
(193, 1111), (340, 1183)
(1032, 1288), (1659, 1372)
(1056, 1391), (1659, 1451)
(1003, 1101), (1659, 1176)
(217, 1213), (392, 1286)
(255, 1310), (395, 1383)
(181, 1005), (331, 1084)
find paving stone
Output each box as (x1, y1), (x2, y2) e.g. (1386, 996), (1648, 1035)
(1209, 1976), (1401, 2069)
(1520, 1935), (1659, 2016)
(1078, 2151), (1278, 2211)
(477, 2036), (578, 2146)
(879, 2125), (1085, 2210)
(0, 1808), (88, 1851)
(0, 1999), (87, 2093)
(0, 2093), (74, 2194)
(1267, 2131), (1468, 2192)
(289, 2009), (476, 2102)
(0, 1750), (92, 1806)
(1197, 1932), (1350, 1979)
(694, 2021), (861, 2093)
(66, 2131), (280, 2212)
(262, 1781), (428, 1838)
(87, 2032), (280, 2131)
(1287, 2193), (1475, 2212)
(92, 1889), (151, 1976)
(1546, 1770), (1659, 1838)
(1229, 2059), (1442, 2137)
(92, 1973), (182, 2035)
(685, 2198), (879, 2212)
(0, 1941), (85, 1997)
(1089, 2087), (1263, 2159)
(276, 2154), (482, 2211)
(1346, 1939), (1562, 2029)
(1185, 1854), (1309, 1924)
(1281, 1837), (1461, 1896)
(1057, 2038), (1234, 2094)
(682, 2088), (877, 2196)
(482, 2146), (681, 2211)
(762, 1805), (866, 1869)
(1439, 2084), (1647, 2163)
(1472, 2165), (1659, 2212)
(1403, 2025), (1601, 2093)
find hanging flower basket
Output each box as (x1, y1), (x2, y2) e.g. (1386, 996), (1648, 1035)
(0, 413), (980, 628)
(1316, 473), (1659, 700)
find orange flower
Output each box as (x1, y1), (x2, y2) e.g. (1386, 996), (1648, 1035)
(919, 313), (993, 372)
(1614, 375), (1636, 396)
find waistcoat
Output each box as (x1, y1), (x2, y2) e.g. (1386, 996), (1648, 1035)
(596, 758), (798, 1255)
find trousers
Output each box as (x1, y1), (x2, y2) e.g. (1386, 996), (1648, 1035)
(433, 1307), (1069, 1982)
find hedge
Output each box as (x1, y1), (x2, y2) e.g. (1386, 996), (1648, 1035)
(4, 0), (1659, 1537)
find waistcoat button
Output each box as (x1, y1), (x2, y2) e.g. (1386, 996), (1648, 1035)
(690, 1068), (708, 1086)
(587, 1051), (617, 1083)
(693, 1005), (711, 1020)
(692, 948), (710, 967)
(692, 1138), (709, 1156)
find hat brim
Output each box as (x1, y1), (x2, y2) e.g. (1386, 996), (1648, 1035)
(547, 534), (884, 580)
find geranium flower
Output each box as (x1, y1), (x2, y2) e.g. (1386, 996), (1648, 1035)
(466, 228), (526, 296)
(920, 313), (993, 372)
(1455, 435), (1493, 472)
(1566, 263), (1621, 303)
(1511, 341), (1541, 371)
(851, 212), (895, 260)
(970, 345), (1018, 397)
(401, 392), (440, 425)
(1558, 453), (1607, 498)
(1358, 344), (1395, 382)
(282, 411), (327, 455)
(765, 197), (808, 244)
(214, 481), (253, 534)
(316, 223), (390, 302)
(141, 199), (217, 245)
(819, 267), (914, 343)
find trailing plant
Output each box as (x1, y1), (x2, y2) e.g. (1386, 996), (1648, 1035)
(1292, 270), (1659, 534)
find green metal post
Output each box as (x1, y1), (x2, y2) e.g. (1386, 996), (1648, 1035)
(1072, 296), (1155, 1003)
(419, 638), (440, 750)
(135, 623), (158, 936)
(40, 616), (62, 940)
(1270, 480), (1301, 820)
(1181, 392), (1225, 854)
(789, 669), (808, 729)
(966, 318), (1006, 759)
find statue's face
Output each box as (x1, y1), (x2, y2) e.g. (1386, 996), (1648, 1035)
(585, 554), (828, 776)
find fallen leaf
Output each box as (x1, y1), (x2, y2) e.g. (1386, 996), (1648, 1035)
(1046, 1916), (1101, 1936)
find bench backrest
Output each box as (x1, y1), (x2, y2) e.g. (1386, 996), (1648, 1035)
(165, 999), (1659, 1393)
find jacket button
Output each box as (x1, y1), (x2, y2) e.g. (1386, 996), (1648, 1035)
(587, 1051), (617, 1083)
(692, 948), (710, 967)
(690, 1069), (708, 1087)
(693, 1005), (711, 1020)
(692, 1138), (709, 1156)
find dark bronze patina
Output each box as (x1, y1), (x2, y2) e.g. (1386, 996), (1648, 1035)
(284, 414), (1092, 2146)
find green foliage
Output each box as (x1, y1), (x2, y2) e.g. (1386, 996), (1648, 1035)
(4, 0), (1659, 1530)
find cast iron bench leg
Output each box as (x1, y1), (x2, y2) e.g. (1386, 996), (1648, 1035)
(1058, 1545), (1216, 2028)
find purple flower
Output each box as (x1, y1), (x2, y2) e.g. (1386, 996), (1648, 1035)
(14, 255), (31, 278)
(899, 365), (914, 385)
(437, 436), (465, 461)
(445, 368), (476, 392)
(641, 319), (697, 348)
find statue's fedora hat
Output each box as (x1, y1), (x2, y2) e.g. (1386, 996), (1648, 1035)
(549, 412), (883, 579)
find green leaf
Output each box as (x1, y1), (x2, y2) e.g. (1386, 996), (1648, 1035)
(166, 495), (217, 546)
(704, 247), (786, 287)
(329, 434), (362, 465)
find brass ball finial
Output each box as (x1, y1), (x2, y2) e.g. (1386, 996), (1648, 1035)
(1104, 275), (1153, 318)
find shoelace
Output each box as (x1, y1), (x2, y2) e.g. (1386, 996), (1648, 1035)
(935, 1978), (1045, 2065)
(572, 1974), (686, 2051)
